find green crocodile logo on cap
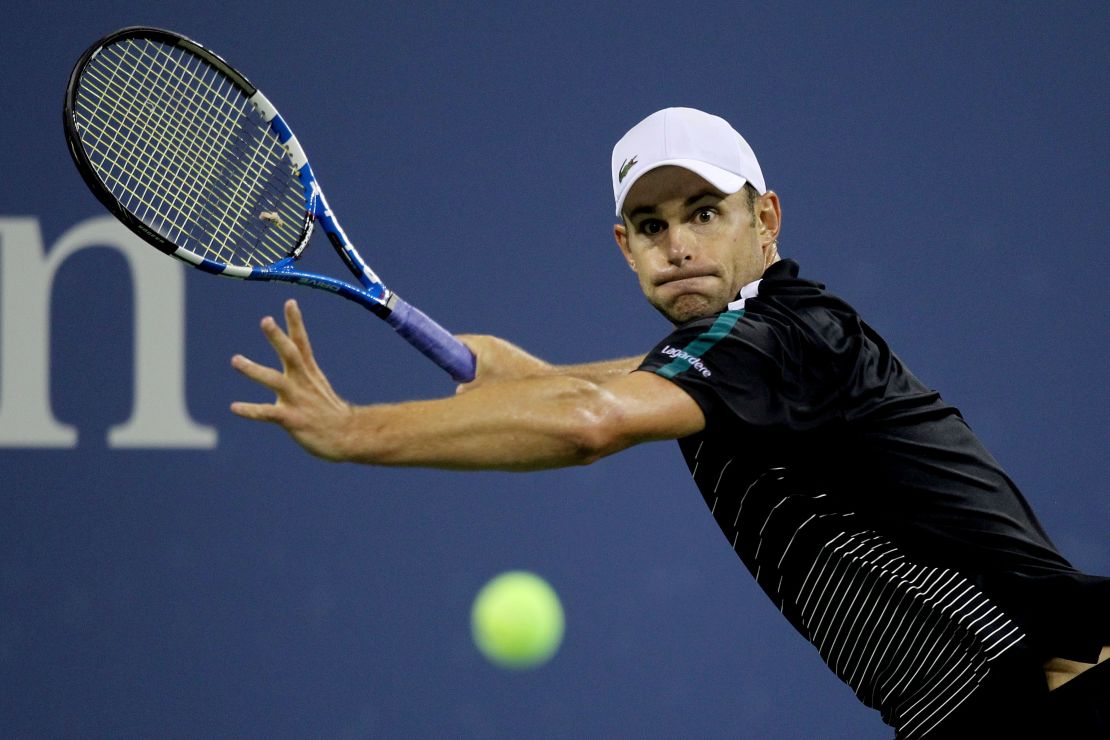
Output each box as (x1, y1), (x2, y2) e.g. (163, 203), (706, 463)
(618, 156), (638, 183)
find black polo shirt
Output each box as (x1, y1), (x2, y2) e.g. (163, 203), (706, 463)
(638, 259), (1110, 738)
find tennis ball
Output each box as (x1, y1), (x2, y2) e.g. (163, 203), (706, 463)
(471, 571), (565, 670)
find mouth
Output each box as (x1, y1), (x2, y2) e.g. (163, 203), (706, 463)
(654, 269), (718, 288)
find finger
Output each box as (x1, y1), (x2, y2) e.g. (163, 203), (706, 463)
(231, 354), (287, 392)
(284, 299), (321, 372)
(229, 400), (284, 422)
(261, 314), (305, 374)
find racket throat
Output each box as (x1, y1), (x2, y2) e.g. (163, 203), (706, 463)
(380, 292), (400, 315)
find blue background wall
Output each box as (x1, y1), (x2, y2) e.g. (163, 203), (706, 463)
(2, 2), (1107, 737)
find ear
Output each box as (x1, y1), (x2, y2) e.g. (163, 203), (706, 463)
(613, 222), (637, 272)
(755, 191), (782, 255)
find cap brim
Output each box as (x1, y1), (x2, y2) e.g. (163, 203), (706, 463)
(615, 159), (750, 218)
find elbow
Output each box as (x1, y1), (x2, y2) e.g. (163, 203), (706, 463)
(561, 383), (630, 466)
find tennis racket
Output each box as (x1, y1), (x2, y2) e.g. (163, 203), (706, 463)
(63, 26), (476, 382)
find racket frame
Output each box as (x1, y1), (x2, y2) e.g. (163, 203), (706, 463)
(64, 27), (476, 381)
(63, 26), (396, 317)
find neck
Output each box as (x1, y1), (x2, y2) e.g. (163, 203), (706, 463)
(764, 241), (781, 268)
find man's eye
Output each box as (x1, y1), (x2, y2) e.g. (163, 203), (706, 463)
(694, 208), (716, 224)
(641, 220), (664, 235)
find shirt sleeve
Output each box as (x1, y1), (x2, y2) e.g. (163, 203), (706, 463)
(637, 309), (840, 432)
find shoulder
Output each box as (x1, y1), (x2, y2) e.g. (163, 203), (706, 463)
(641, 309), (760, 379)
(633, 262), (876, 429)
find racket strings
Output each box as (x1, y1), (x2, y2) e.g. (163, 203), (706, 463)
(76, 40), (258, 257)
(72, 36), (306, 268)
(80, 38), (300, 266)
(77, 49), (246, 252)
(79, 38), (297, 266)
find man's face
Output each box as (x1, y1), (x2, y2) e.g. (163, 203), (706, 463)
(613, 166), (780, 324)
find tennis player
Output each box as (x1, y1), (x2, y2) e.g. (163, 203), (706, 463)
(231, 107), (1109, 737)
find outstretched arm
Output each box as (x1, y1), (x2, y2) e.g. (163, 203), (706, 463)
(230, 301), (703, 470)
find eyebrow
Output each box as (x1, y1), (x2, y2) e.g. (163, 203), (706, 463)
(626, 190), (724, 220)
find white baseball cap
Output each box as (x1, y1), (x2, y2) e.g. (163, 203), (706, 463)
(611, 107), (766, 218)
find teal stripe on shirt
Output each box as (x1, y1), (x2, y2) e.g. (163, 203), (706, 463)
(656, 310), (745, 379)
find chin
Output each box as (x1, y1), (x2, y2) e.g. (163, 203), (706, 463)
(656, 294), (722, 324)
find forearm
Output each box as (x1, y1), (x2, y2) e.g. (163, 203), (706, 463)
(342, 375), (625, 471)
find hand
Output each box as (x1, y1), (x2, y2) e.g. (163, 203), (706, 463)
(230, 300), (353, 461)
(455, 335), (553, 394)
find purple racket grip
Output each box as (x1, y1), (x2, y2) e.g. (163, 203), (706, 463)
(385, 297), (476, 382)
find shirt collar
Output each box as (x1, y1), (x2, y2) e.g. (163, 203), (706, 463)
(727, 259), (798, 310)
(727, 279), (762, 311)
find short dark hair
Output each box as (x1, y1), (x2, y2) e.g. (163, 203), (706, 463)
(743, 182), (758, 225)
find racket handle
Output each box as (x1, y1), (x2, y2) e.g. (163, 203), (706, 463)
(386, 297), (476, 382)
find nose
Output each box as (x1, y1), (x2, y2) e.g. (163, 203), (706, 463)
(663, 225), (693, 265)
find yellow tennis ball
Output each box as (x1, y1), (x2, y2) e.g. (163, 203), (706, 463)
(471, 571), (565, 670)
